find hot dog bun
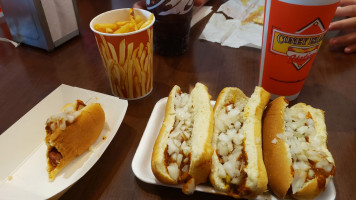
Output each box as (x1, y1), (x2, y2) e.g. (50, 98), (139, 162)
(151, 82), (214, 194)
(262, 97), (335, 199)
(45, 100), (105, 181)
(210, 86), (270, 198)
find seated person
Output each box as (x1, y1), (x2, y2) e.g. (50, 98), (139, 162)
(133, 0), (209, 9)
(328, 0), (356, 54)
(135, 0), (356, 54)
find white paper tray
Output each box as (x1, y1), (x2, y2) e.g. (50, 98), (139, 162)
(132, 97), (336, 199)
(0, 84), (128, 199)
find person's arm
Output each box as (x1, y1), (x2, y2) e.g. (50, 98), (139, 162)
(133, 0), (146, 9)
(194, 0), (209, 7)
(328, 0), (356, 53)
(133, 0), (209, 9)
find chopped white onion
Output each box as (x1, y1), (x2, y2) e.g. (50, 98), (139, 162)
(292, 170), (307, 194)
(46, 104), (83, 132)
(271, 138), (278, 144)
(167, 139), (178, 155)
(182, 165), (189, 172)
(167, 163), (179, 181)
(217, 164), (227, 178)
(177, 154), (183, 167)
(223, 160), (240, 178)
(308, 169), (315, 179)
(281, 107), (334, 192)
(171, 153), (177, 161)
(214, 100), (247, 186)
(166, 92), (194, 177)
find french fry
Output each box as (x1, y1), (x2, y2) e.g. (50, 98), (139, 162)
(141, 71), (146, 94)
(113, 67), (124, 97)
(134, 76), (140, 97)
(129, 8), (138, 31)
(124, 74), (129, 97)
(136, 21), (145, 29)
(135, 15), (143, 24)
(138, 43), (144, 58)
(147, 29), (152, 43)
(105, 27), (114, 33)
(100, 44), (108, 67)
(146, 58), (150, 92)
(100, 35), (111, 62)
(114, 23), (134, 34)
(119, 39), (125, 65)
(132, 48), (139, 64)
(140, 14), (154, 29)
(140, 50), (146, 69)
(122, 42), (131, 78)
(144, 56), (149, 73)
(134, 58), (142, 83)
(119, 67), (126, 87)
(128, 60), (134, 98)
(108, 43), (118, 63)
(129, 8), (134, 18)
(146, 70), (150, 93)
(127, 43), (134, 63)
(94, 23), (118, 32)
(116, 21), (130, 27)
(94, 10), (153, 34)
(106, 59), (114, 82)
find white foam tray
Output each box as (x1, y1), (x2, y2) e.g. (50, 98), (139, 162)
(132, 97), (336, 199)
(0, 84), (128, 199)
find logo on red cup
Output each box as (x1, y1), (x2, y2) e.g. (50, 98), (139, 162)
(286, 45), (319, 70)
(271, 18), (326, 71)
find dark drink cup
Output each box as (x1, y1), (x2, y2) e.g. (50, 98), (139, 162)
(147, 0), (193, 56)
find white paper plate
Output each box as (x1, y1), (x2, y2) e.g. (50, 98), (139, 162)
(0, 84), (128, 199)
(132, 97), (336, 199)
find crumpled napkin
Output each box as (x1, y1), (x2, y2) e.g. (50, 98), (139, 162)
(199, 0), (264, 49)
(199, 13), (262, 48)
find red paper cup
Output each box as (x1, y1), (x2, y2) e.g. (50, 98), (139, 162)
(259, 0), (339, 101)
(90, 8), (155, 100)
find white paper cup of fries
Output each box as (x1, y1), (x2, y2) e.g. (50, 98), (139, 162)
(90, 8), (155, 100)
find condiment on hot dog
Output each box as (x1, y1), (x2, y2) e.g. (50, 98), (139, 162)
(210, 86), (270, 198)
(262, 97), (335, 199)
(151, 83), (214, 194)
(45, 100), (105, 181)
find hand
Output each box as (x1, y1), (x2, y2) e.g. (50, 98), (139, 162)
(328, 0), (356, 53)
(133, 0), (146, 9)
(133, 0), (209, 9)
(193, 0), (209, 7)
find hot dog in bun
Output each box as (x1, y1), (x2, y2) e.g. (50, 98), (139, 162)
(45, 100), (105, 181)
(210, 86), (270, 198)
(262, 97), (335, 199)
(151, 83), (214, 194)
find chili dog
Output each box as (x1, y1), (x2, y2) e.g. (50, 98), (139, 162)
(210, 86), (270, 198)
(151, 83), (214, 194)
(45, 100), (105, 181)
(262, 97), (335, 199)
